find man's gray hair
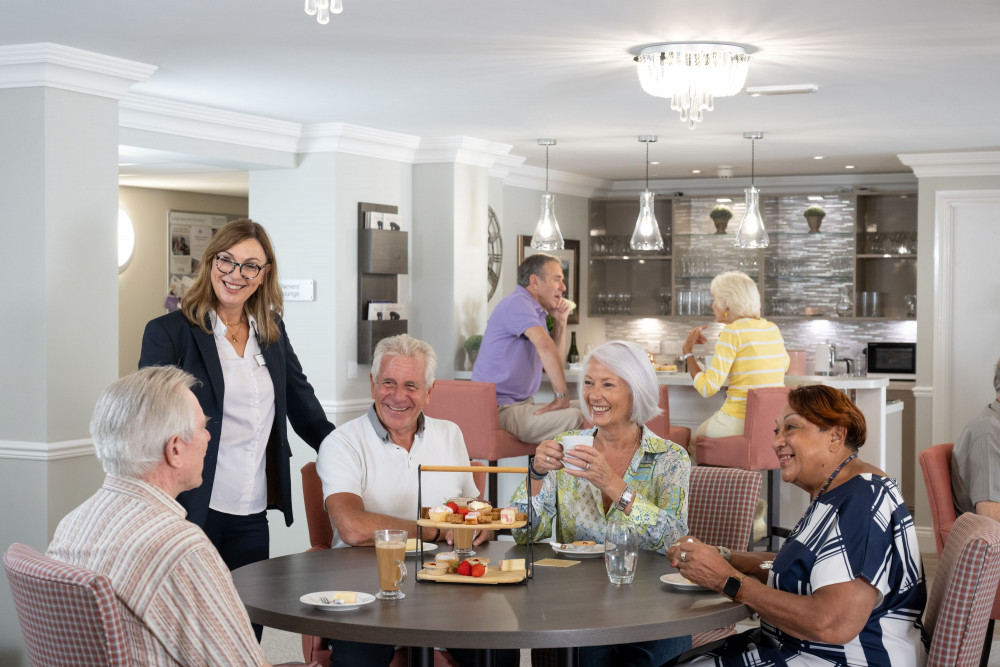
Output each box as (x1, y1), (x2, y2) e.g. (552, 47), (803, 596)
(710, 270), (761, 319)
(517, 253), (560, 288)
(577, 340), (662, 425)
(994, 357), (1000, 395)
(90, 366), (199, 480)
(372, 334), (437, 387)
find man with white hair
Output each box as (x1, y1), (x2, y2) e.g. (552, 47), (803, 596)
(46, 366), (315, 667)
(315, 334), (516, 667)
(951, 357), (1000, 521)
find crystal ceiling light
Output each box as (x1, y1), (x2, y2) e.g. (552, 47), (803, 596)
(635, 43), (750, 130)
(530, 139), (565, 250)
(630, 136), (664, 251)
(304, 0), (343, 25)
(734, 131), (769, 249)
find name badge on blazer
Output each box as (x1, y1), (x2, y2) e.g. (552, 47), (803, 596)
(254, 354), (266, 367)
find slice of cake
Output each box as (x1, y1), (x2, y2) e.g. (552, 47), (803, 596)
(333, 592), (357, 603)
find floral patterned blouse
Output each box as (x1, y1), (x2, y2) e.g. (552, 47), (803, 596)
(511, 426), (691, 554)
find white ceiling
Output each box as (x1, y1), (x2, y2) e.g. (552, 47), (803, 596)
(4, 0), (1000, 195)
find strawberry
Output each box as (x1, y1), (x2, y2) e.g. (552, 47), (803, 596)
(446, 501), (459, 513)
(456, 561), (472, 576)
(457, 507), (470, 517)
(471, 563), (486, 578)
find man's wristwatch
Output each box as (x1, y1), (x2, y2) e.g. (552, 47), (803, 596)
(717, 545), (732, 562)
(722, 575), (744, 601)
(554, 391), (568, 398)
(615, 484), (636, 511)
(680, 352), (694, 362)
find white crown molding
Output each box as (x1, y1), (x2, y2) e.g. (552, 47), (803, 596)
(413, 136), (514, 168)
(898, 151), (1000, 178)
(489, 153), (527, 180)
(505, 164), (612, 199)
(299, 122), (421, 161)
(606, 172), (918, 198)
(121, 93), (303, 153)
(0, 43), (156, 99)
(0, 438), (95, 462)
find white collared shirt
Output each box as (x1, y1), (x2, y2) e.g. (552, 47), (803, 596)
(208, 310), (276, 515)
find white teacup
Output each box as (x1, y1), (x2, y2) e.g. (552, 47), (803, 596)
(559, 435), (593, 471)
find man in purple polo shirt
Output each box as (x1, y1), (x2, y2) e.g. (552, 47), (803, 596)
(472, 253), (582, 442)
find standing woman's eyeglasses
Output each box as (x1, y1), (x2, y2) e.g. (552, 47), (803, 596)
(215, 255), (266, 279)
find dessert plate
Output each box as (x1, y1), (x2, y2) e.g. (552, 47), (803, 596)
(300, 591), (375, 611)
(550, 542), (604, 558)
(659, 573), (711, 592)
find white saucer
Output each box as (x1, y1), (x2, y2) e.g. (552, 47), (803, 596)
(406, 542), (438, 555)
(300, 591), (375, 611)
(550, 542), (604, 558)
(659, 572), (711, 592)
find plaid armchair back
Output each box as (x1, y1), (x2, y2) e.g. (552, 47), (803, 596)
(4, 543), (132, 666)
(925, 512), (1000, 667)
(688, 466), (762, 551)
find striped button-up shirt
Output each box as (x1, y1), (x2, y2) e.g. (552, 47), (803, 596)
(693, 317), (789, 420)
(47, 476), (266, 666)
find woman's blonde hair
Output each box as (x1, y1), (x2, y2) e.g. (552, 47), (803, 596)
(710, 270), (761, 319)
(180, 219), (283, 344)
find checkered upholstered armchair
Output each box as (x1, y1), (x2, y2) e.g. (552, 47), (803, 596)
(686, 466), (762, 648)
(4, 543), (133, 666)
(924, 512), (1000, 667)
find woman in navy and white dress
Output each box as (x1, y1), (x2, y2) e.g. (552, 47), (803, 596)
(668, 384), (926, 667)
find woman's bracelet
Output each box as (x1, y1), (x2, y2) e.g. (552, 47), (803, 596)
(529, 461), (547, 480)
(432, 528), (441, 542)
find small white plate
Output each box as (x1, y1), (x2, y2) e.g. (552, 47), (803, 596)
(659, 572), (711, 592)
(550, 542), (604, 558)
(406, 542), (438, 555)
(300, 591), (375, 611)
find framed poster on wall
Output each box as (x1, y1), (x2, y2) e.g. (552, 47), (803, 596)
(517, 235), (580, 325)
(166, 211), (230, 309)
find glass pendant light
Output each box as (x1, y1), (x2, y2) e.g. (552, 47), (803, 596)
(630, 135), (664, 251)
(734, 131), (769, 249)
(530, 139), (565, 250)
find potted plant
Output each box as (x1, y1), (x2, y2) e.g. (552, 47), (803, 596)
(709, 205), (734, 234)
(804, 205), (826, 233)
(463, 334), (483, 369)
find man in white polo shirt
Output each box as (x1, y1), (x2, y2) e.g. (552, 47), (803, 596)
(316, 333), (482, 549)
(316, 334), (520, 667)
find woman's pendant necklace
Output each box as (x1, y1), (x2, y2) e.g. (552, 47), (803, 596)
(222, 317), (242, 343)
(788, 452), (858, 540)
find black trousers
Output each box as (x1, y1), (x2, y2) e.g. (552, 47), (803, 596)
(203, 508), (269, 642)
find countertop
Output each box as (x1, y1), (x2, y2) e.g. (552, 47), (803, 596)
(453, 370), (889, 390)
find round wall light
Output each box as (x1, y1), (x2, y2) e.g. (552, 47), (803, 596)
(118, 208), (135, 273)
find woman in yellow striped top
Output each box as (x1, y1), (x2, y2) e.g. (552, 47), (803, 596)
(681, 271), (789, 461)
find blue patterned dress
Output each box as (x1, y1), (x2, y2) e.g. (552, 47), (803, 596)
(691, 473), (927, 667)
(511, 426), (690, 554)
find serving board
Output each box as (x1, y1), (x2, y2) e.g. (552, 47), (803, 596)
(416, 566), (527, 584)
(416, 518), (527, 531)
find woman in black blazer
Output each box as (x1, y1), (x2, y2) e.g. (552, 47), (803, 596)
(140, 219), (334, 587)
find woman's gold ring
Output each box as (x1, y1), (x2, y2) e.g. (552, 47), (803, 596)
(546, 455), (550, 463)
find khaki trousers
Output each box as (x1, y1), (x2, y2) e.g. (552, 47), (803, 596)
(497, 398), (583, 444)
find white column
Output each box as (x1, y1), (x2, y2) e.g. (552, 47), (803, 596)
(0, 44), (155, 665)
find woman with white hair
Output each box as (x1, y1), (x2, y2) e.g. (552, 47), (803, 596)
(511, 340), (692, 666)
(682, 270), (788, 457)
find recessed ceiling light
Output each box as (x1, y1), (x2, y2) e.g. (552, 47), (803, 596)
(745, 84), (819, 96)
(716, 197), (732, 203)
(813, 156), (824, 160)
(691, 169), (701, 174)
(649, 161), (660, 165)
(807, 195), (824, 201)
(845, 165), (855, 169)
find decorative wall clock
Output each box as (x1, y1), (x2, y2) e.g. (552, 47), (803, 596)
(487, 206), (502, 300)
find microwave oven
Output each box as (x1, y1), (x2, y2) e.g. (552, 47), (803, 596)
(866, 342), (916, 379)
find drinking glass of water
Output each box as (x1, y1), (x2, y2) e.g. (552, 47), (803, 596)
(604, 515), (638, 585)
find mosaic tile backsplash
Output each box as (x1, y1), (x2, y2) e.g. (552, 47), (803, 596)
(603, 317), (917, 372)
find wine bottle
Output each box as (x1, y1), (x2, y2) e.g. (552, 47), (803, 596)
(567, 332), (579, 364)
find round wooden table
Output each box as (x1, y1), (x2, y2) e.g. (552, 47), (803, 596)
(232, 542), (749, 666)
